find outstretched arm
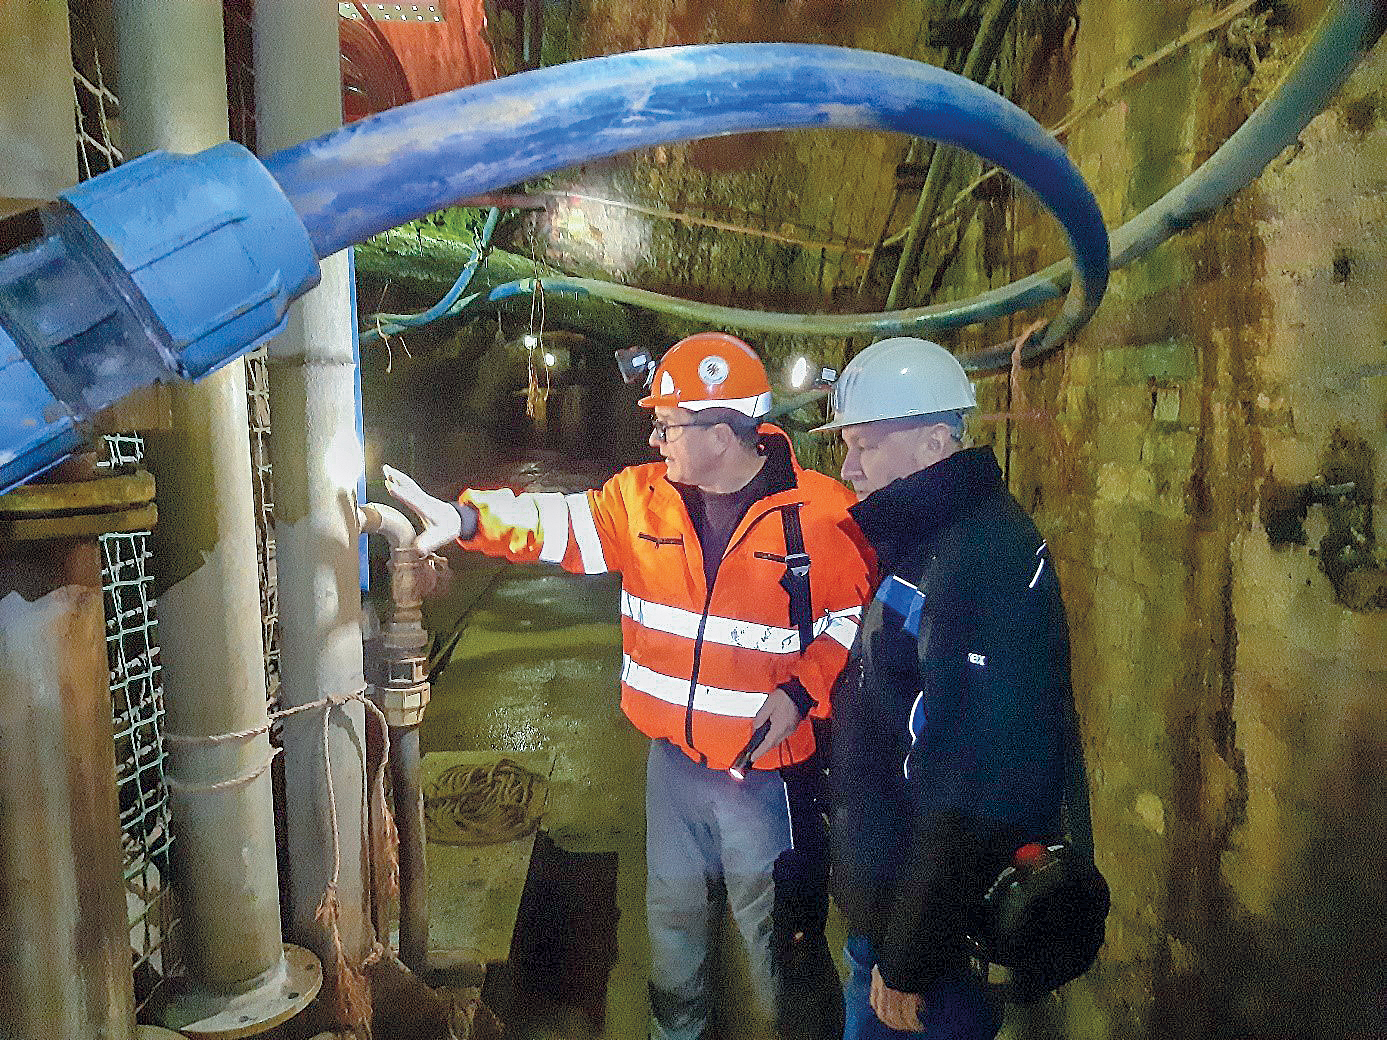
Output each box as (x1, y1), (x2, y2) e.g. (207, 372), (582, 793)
(385, 463), (629, 574)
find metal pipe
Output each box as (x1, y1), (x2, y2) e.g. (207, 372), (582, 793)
(359, 503), (439, 973)
(359, 501), (417, 549)
(0, 523), (135, 1040)
(885, 0), (1019, 310)
(522, 0), (543, 72)
(109, 5), (321, 1032)
(389, 724), (428, 972)
(252, 2), (376, 1023)
(263, 43), (1109, 340)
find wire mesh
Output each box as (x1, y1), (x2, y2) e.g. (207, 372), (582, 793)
(102, 523), (182, 1006)
(70, 4), (123, 180)
(96, 433), (183, 1010)
(245, 346), (283, 715)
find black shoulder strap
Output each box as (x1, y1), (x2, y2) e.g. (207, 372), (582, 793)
(779, 503), (813, 655)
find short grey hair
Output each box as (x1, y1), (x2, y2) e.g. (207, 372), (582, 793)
(918, 408), (968, 441)
(873, 409), (968, 442)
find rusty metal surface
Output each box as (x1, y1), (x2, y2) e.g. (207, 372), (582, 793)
(0, 501), (158, 540)
(155, 943), (321, 1039)
(0, 471), (158, 539)
(0, 471), (155, 515)
(0, 538), (136, 1040)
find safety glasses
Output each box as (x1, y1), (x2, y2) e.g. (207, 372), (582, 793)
(650, 418), (715, 443)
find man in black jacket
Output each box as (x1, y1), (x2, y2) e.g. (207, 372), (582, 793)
(815, 337), (1073, 1039)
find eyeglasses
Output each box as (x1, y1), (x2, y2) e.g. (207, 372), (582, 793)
(650, 418), (713, 443)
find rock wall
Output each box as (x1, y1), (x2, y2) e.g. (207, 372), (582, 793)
(522, 0), (1387, 1035)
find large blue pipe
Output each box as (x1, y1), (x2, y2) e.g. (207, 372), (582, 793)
(264, 43), (1108, 341)
(345, 1), (1386, 369)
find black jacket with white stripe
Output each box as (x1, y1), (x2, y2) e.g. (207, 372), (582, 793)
(830, 445), (1072, 994)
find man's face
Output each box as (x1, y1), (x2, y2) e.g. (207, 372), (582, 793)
(650, 405), (718, 485)
(839, 420), (953, 500)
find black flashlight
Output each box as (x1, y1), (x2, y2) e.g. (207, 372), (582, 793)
(728, 718), (773, 781)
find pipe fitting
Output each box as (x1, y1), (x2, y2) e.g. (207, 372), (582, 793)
(358, 500), (416, 550)
(359, 507), (450, 726)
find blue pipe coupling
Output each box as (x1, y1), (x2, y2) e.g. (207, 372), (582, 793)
(0, 143), (317, 492)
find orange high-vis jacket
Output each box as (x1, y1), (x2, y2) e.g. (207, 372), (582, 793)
(457, 431), (874, 772)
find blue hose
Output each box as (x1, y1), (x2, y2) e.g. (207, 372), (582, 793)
(349, 2), (1386, 370)
(959, 0), (1387, 370)
(383, 208), (499, 333)
(264, 43), (1108, 344)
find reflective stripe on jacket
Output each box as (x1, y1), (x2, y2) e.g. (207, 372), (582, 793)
(458, 430), (873, 771)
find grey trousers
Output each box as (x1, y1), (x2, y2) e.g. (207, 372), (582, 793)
(646, 737), (841, 1040)
(645, 738), (789, 1039)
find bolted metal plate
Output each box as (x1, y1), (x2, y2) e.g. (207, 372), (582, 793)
(339, 2), (444, 22)
(156, 944), (321, 1039)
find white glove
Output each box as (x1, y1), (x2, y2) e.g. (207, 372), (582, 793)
(382, 464), (464, 553)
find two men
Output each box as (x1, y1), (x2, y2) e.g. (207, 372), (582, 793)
(386, 332), (870, 1040)
(816, 337), (1075, 1039)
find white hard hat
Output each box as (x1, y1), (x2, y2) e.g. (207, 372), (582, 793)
(813, 336), (977, 432)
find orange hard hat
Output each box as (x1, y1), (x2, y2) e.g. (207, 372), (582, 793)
(638, 332), (772, 417)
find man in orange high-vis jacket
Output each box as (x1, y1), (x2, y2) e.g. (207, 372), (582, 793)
(384, 332), (873, 1040)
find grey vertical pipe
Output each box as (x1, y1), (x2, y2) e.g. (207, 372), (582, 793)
(0, 0), (79, 201)
(522, 0), (543, 71)
(0, 7), (133, 1039)
(359, 504), (431, 973)
(252, 0), (376, 996)
(390, 725), (428, 971)
(111, 0), (290, 998)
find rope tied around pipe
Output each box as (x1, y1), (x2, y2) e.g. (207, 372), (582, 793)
(164, 687), (400, 1036)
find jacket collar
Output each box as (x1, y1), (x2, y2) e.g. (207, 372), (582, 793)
(848, 445), (1003, 570)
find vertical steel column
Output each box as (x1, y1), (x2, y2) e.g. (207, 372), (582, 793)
(111, 2), (320, 1032)
(251, 0), (376, 1015)
(0, 7), (133, 1039)
(0, 506), (138, 1040)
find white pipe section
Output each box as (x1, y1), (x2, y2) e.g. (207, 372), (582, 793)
(111, 0), (290, 1002)
(252, 0), (375, 1013)
(359, 502), (417, 550)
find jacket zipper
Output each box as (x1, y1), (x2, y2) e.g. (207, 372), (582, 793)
(682, 502), (789, 762)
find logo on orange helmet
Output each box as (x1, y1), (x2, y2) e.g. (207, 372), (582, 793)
(638, 332), (772, 418)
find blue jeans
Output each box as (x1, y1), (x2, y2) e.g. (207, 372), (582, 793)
(843, 937), (1000, 1040)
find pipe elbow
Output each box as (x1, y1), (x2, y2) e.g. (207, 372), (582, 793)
(358, 502), (417, 549)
